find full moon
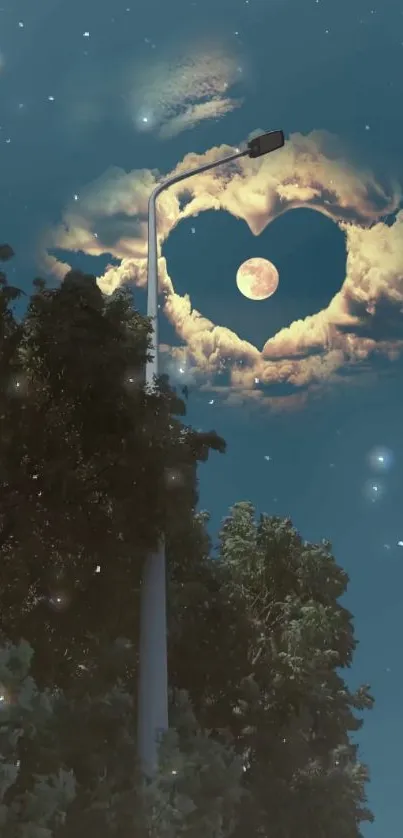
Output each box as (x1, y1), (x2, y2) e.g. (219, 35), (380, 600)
(236, 257), (279, 301)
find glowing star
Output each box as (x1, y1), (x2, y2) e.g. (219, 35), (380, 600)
(398, 541), (403, 547)
(48, 96), (55, 102)
(142, 116), (148, 123)
(83, 31), (90, 37)
(73, 194), (79, 201)
(368, 446), (393, 472)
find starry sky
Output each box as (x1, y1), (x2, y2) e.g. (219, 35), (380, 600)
(1, 1), (403, 834)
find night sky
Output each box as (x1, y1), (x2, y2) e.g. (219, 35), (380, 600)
(1, 1), (403, 835)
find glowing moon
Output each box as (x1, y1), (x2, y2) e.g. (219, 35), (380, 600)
(236, 257), (279, 301)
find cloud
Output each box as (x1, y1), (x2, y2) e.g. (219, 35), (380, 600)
(40, 130), (403, 409)
(128, 46), (242, 139)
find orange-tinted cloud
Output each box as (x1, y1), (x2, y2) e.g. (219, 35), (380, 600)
(40, 130), (403, 409)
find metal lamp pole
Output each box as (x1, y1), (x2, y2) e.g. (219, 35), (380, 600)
(137, 129), (285, 778)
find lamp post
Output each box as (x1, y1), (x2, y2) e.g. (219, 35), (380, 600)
(137, 129), (285, 778)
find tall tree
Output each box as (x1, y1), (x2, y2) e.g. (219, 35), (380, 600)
(0, 247), (374, 838)
(0, 250), (238, 838)
(169, 502), (374, 838)
(0, 258), (224, 690)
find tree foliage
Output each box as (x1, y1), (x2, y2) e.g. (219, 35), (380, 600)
(0, 257), (224, 690)
(0, 639), (75, 837)
(0, 247), (373, 837)
(169, 502), (374, 838)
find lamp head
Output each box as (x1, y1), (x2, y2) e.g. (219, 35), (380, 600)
(247, 129), (284, 158)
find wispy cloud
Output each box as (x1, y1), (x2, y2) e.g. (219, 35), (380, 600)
(128, 46), (243, 139)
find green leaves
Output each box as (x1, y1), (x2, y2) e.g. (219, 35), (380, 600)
(170, 502), (374, 838)
(0, 250), (374, 838)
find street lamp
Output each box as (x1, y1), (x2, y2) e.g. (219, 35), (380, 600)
(137, 129), (285, 777)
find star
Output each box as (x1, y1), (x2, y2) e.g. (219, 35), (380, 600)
(83, 31), (90, 38)
(47, 96), (55, 102)
(18, 20), (24, 28)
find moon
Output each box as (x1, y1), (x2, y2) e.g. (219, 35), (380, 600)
(236, 257), (279, 301)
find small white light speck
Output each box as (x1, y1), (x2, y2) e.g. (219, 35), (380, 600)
(365, 124), (370, 131)
(208, 399), (215, 405)
(190, 227), (196, 234)
(18, 21), (24, 28)
(398, 541), (403, 547)
(95, 565), (101, 573)
(83, 31), (90, 37)
(48, 95), (55, 102)
(73, 194), (79, 201)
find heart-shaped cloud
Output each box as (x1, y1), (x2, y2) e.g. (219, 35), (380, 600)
(40, 130), (403, 410)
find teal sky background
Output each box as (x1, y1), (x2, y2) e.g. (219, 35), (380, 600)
(1, 1), (403, 834)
